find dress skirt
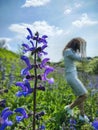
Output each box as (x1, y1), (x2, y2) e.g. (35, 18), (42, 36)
(65, 71), (88, 96)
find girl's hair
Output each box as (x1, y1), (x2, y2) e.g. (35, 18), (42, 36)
(63, 37), (87, 57)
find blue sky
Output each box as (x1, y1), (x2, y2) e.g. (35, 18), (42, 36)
(0, 0), (98, 62)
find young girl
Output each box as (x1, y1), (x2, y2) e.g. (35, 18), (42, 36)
(63, 37), (89, 122)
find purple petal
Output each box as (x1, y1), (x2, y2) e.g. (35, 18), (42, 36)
(1, 108), (9, 117)
(0, 124), (7, 130)
(26, 35), (31, 40)
(26, 28), (33, 39)
(40, 58), (50, 68)
(92, 120), (98, 129)
(47, 78), (54, 84)
(42, 35), (48, 39)
(41, 51), (48, 55)
(44, 66), (54, 78)
(5, 120), (13, 126)
(21, 55), (31, 67)
(38, 53), (42, 57)
(42, 66), (54, 83)
(16, 91), (23, 97)
(2, 111), (13, 120)
(21, 67), (30, 75)
(15, 82), (25, 90)
(24, 81), (33, 92)
(24, 80), (31, 89)
(15, 108), (28, 122)
(16, 116), (24, 122)
(22, 91), (31, 96)
(22, 43), (30, 49)
(16, 91), (32, 97)
(41, 44), (47, 50)
(30, 40), (34, 47)
(29, 47), (35, 51)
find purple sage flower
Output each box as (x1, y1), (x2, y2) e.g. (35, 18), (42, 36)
(15, 80), (33, 97)
(22, 43), (35, 53)
(14, 108), (28, 123)
(40, 58), (50, 69)
(42, 66), (54, 84)
(0, 107), (13, 130)
(20, 55), (34, 76)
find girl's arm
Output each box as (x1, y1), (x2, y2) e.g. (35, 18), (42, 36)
(65, 49), (87, 62)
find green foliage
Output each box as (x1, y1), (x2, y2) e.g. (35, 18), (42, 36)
(87, 58), (98, 74)
(0, 48), (19, 59)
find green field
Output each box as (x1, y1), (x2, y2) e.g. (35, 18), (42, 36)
(0, 48), (98, 130)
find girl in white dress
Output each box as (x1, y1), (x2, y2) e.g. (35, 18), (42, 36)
(63, 37), (89, 122)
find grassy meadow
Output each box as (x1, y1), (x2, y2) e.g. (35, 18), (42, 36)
(0, 48), (98, 130)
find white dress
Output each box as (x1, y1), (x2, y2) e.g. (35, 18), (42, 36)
(63, 48), (88, 96)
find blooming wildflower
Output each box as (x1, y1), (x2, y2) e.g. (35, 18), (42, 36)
(42, 66), (54, 84)
(15, 80), (33, 97)
(92, 118), (98, 130)
(22, 43), (35, 53)
(21, 55), (34, 76)
(15, 108), (28, 123)
(40, 58), (50, 69)
(0, 107), (13, 130)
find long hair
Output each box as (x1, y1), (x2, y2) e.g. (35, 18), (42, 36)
(63, 37), (86, 57)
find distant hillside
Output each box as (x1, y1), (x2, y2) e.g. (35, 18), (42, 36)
(0, 48), (19, 60)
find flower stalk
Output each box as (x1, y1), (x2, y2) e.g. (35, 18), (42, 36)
(33, 36), (38, 130)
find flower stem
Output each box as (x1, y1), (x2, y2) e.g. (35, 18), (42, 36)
(33, 40), (38, 130)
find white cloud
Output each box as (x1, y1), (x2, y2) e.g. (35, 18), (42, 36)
(0, 37), (11, 42)
(72, 13), (98, 28)
(64, 2), (82, 15)
(9, 21), (64, 37)
(74, 3), (82, 8)
(64, 8), (72, 15)
(22, 0), (50, 7)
